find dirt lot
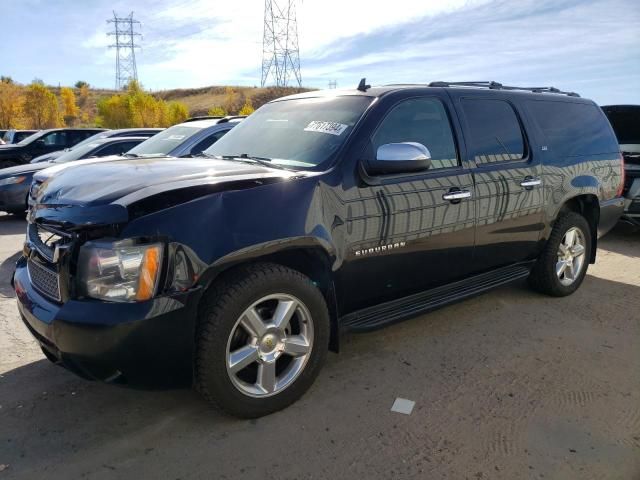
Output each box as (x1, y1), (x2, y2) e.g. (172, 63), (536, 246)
(0, 213), (638, 480)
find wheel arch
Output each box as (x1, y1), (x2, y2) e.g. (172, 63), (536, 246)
(197, 241), (340, 352)
(558, 194), (600, 263)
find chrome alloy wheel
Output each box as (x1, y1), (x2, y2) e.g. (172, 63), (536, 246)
(225, 294), (314, 398)
(556, 226), (586, 286)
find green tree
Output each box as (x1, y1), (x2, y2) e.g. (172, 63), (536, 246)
(74, 80), (89, 89)
(96, 94), (130, 128)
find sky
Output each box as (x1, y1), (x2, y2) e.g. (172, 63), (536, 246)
(2, 0), (639, 104)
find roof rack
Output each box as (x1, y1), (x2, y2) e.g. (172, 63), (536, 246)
(217, 115), (247, 124)
(183, 116), (224, 123)
(427, 81), (580, 97)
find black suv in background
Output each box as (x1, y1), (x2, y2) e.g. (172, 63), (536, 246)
(0, 128), (105, 168)
(602, 105), (640, 226)
(15, 81), (624, 418)
(29, 128), (163, 163)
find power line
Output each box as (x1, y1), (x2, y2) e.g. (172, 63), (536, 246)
(261, 0), (302, 88)
(107, 11), (142, 90)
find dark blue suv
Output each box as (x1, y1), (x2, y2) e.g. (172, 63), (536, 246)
(14, 81), (624, 418)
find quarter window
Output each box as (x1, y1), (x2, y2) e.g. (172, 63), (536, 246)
(372, 98), (458, 170)
(462, 99), (525, 164)
(527, 101), (619, 157)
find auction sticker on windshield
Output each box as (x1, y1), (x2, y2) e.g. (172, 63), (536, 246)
(304, 121), (348, 136)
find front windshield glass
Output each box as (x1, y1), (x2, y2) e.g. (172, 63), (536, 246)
(52, 142), (105, 163)
(205, 96), (373, 169)
(126, 124), (203, 156)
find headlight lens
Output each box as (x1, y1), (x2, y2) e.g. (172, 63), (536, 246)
(0, 176), (27, 186)
(78, 240), (163, 302)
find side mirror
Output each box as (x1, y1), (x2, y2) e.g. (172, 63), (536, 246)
(34, 139), (46, 147)
(367, 142), (431, 175)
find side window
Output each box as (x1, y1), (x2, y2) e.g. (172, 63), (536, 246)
(41, 131), (68, 147)
(526, 101), (619, 157)
(191, 130), (228, 155)
(372, 98), (458, 170)
(461, 99), (525, 164)
(71, 131), (95, 143)
(93, 142), (137, 157)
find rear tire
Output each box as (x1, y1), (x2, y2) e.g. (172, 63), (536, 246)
(195, 263), (330, 418)
(528, 212), (592, 297)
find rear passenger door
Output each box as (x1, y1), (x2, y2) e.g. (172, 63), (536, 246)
(453, 95), (545, 270)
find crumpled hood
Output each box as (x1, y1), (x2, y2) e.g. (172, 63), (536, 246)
(33, 156), (298, 208)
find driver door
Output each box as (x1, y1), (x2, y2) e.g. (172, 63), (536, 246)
(339, 95), (477, 312)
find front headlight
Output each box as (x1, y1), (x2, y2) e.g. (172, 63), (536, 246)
(0, 176), (27, 186)
(78, 240), (163, 302)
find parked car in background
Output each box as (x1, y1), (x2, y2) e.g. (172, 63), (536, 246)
(30, 128), (164, 163)
(0, 136), (147, 215)
(123, 116), (244, 158)
(2, 129), (38, 145)
(602, 105), (640, 226)
(16, 82), (624, 418)
(0, 128), (105, 168)
(30, 117), (242, 187)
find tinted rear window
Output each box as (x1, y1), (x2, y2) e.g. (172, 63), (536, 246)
(461, 99), (525, 164)
(527, 101), (619, 157)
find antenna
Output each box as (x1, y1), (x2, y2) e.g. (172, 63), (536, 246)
(108, 11), (142, 90)
(357, 78), (371, 92)
(261, 0), (302, 88)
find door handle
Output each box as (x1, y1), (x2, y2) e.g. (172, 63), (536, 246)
(520, 177), (542, 188)
(443, 189), (472, 202)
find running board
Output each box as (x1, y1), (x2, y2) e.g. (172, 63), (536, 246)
(340, 263), (533, 332)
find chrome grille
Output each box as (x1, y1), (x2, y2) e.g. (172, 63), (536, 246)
(27, 259), (61, 302)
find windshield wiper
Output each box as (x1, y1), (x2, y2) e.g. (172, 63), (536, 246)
(218, 154), (293, 171)
(123, 153), (141, 158)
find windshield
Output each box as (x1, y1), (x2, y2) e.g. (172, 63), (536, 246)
(205, 96), (373, 169)
(603, 106), (640, 151)
(52, 142), (106, 163)
(127, 124), (203, 156)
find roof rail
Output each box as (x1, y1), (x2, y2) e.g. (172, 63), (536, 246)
(217, 115), (248, 124)
(183, 116), (224, 123)
(427, 81), (580, 97)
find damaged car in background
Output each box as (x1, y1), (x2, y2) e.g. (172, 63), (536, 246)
(602, 104), (640, 226)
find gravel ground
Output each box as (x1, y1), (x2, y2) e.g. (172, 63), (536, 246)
(0, 213), (639, 480)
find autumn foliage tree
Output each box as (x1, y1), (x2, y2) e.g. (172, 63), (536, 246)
(97, 80), (189, 128)
(23, 82), (63, 129)
(0, 80), (24, 129)
(207, 106), (227, 116)
(238, 98), (255, 116)
(60, 87), (80, 125)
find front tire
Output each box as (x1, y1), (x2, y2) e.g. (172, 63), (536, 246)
(195, 263), (330, 418)
(528, 212), (592, 297)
